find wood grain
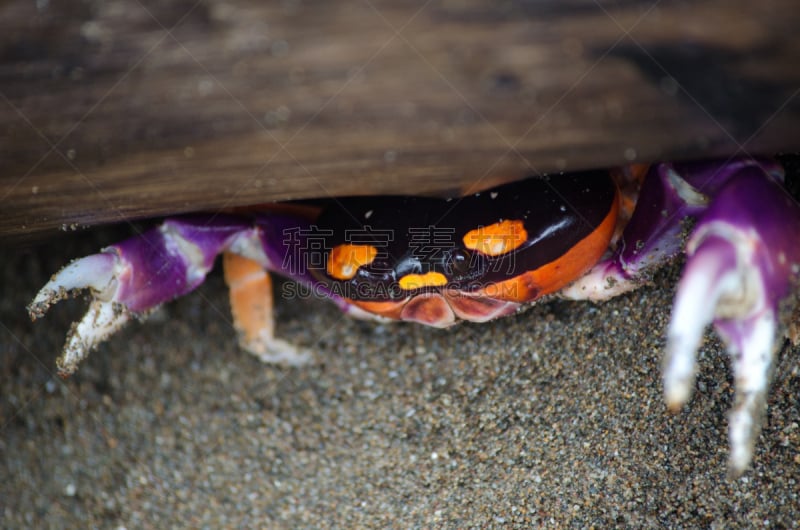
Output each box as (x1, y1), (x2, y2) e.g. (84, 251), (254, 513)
(2, 0), (799, 240)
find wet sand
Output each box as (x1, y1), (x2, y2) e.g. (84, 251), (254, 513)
(2, 230), (799, 528)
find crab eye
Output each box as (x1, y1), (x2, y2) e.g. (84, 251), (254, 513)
(368, 258), (392, 273)
(387, 283), (404, 299)
(447, 248), (473, 276)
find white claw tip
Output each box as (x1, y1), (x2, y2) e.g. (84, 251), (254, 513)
(664, 380), (691, 413)
(57, 300), (131, 375)
(29, 254), (117, 319)
(663, 337), (698, 412)
(728, 406), (758, 478)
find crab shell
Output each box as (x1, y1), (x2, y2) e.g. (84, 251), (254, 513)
(309, 171), (619, 326)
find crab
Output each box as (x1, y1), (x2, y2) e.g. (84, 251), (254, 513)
(28, 157), (800, 476)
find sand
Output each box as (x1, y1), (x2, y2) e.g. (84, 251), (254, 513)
(2, 228), (799, 528)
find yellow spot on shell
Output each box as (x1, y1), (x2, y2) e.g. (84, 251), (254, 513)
(463, 219), (528, 256)
(327, 244), (378, 280)
(399, 272), (448, 291)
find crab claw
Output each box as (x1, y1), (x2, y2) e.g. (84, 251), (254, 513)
(29, 253), (118, 317)
(28, 253), (128, 374)
(664, 167), (800, 476)
(28, 217), (259, 375)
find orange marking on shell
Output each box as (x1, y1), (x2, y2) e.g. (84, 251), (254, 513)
(349, 293), (457, 328)
(477, 191), (619, 303)
(327, 244), (378, 280)
(398, 271), (448, 291)
(349, 299), (408, 320)
(463, 219), (528, 256)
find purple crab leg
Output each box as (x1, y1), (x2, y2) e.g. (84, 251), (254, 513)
(561, 159), (782, 299)
(29, 216), (269, 375)
(665, 167), (800, 475)
(30, 208), (391, 374)
(563, 158), (798, 474)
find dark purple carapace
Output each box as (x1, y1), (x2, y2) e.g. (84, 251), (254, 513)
(313, 171), (617, 299)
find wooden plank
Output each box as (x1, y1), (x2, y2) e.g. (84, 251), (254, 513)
(2, 0), (799, 240)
